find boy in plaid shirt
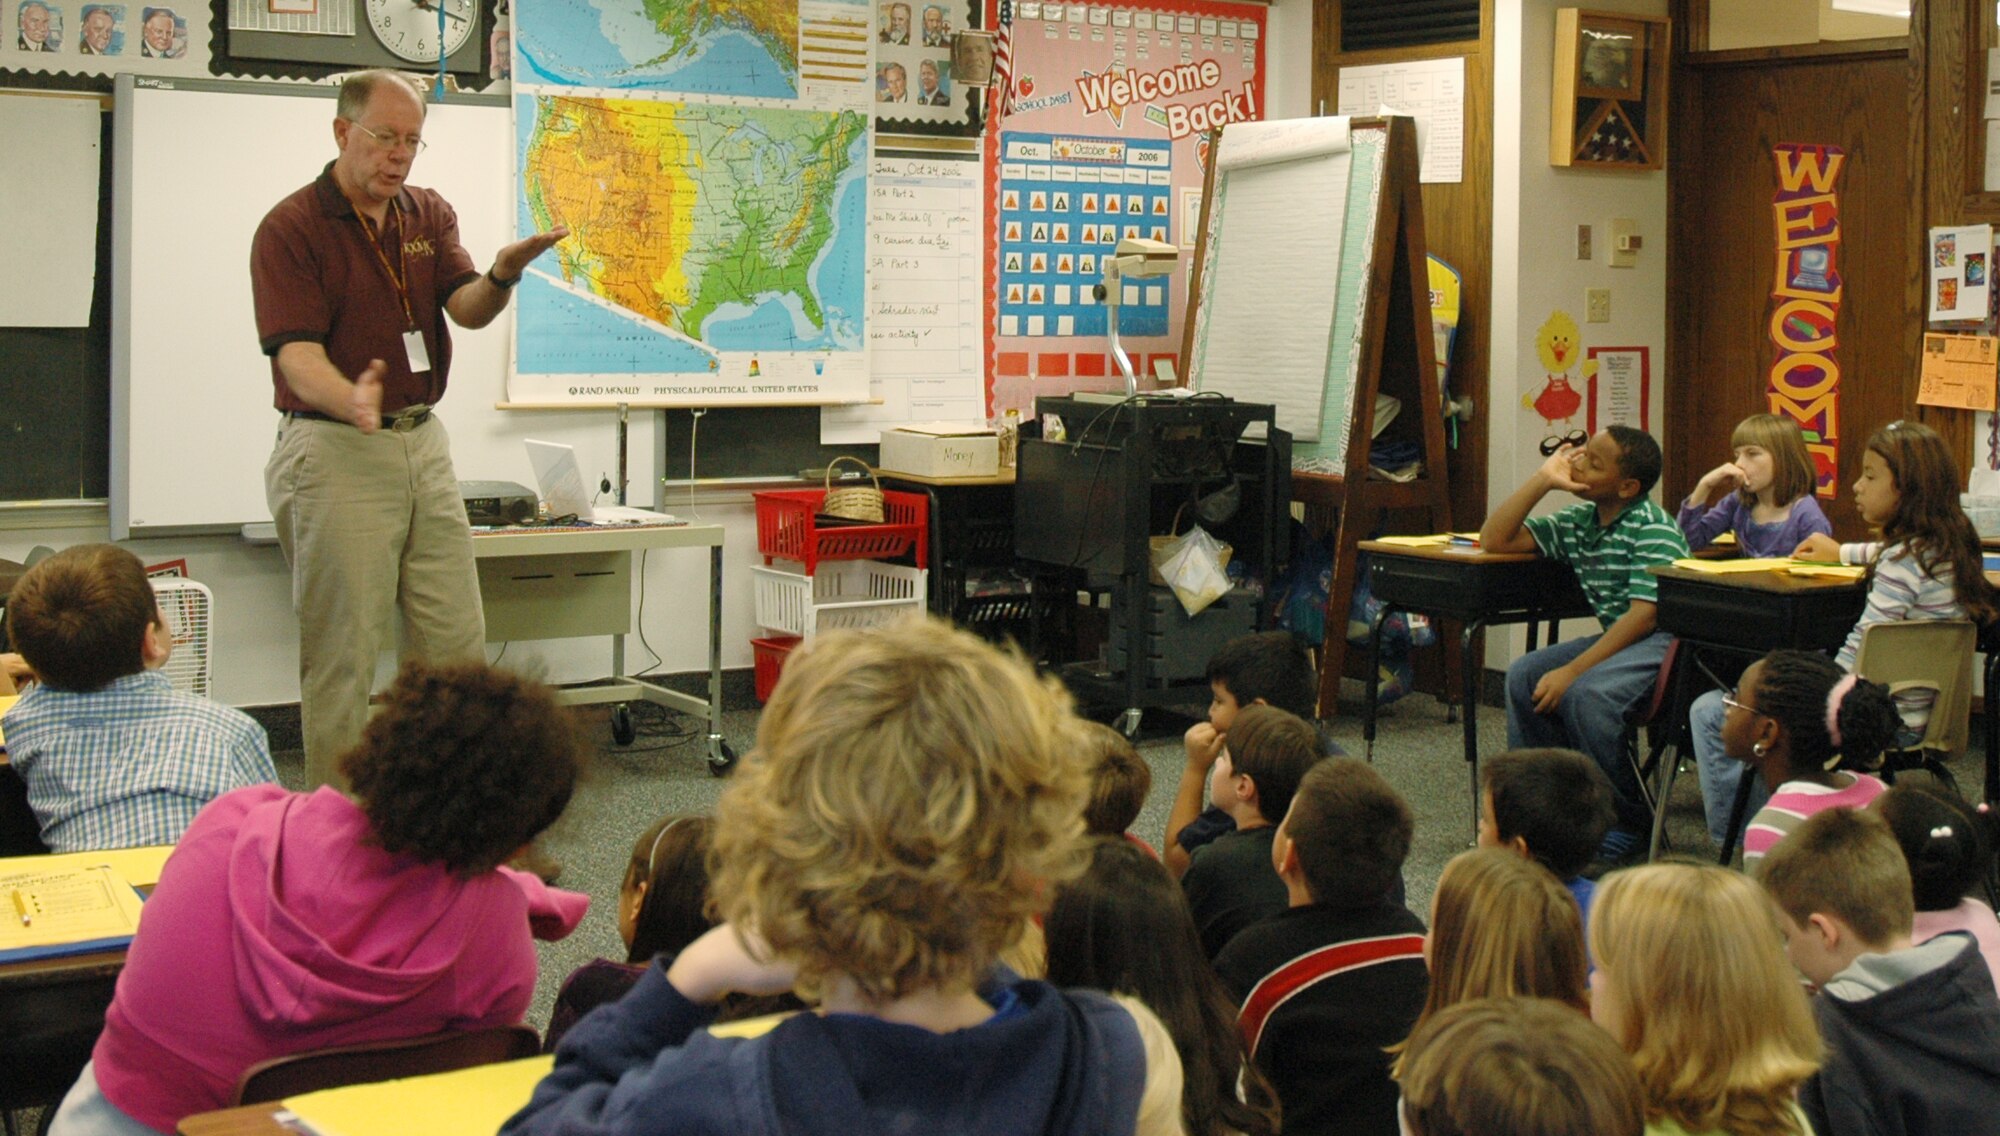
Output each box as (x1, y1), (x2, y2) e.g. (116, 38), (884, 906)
(4, 544), (274, 851)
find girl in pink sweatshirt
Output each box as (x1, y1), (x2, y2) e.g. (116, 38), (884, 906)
(49, 661), (590, 1136)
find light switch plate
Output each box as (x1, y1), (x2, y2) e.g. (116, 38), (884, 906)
(1586, 288), (1611, 323)
(1609, 218), (1638, 268)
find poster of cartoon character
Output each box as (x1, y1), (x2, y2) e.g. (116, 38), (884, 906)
(984, 0), (1265, 414)
(1525, 310), (1593, 457)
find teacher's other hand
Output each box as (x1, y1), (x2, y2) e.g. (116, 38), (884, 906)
(350, 359), (386, 434)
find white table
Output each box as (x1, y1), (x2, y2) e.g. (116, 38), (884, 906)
(471, 522), (730, 773)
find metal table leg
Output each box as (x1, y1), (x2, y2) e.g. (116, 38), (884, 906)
(1463, 616), (1488, 842)
(1363, 604), (1397, 762)
(706, 543), (730, 772)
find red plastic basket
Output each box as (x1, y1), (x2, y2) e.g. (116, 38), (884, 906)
(751, 634), (803, 703)
(753, 489), (929, 573)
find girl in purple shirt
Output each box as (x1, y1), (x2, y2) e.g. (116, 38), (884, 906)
(1678, 413), (1833, 557)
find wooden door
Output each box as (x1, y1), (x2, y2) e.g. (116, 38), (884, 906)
(1666, 43), (1916, 539)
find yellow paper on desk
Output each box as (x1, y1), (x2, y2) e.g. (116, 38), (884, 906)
(1786, 563), (1868, 580)
(284, 1055), (553, 1136)
(1, 846), (177, 890)
(1374, 534), (1480, 547)
(0, 864), (143, 950)
(1669, 557), (1797, 574)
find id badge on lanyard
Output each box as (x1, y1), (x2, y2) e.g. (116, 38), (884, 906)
(403, 329), (431, 373)
(364, 204), (433, 375)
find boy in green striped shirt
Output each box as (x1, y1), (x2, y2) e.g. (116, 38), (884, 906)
(1479, 426), (1688, 866)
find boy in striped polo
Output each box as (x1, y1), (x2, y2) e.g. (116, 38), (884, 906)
(1214, 758), (1427, 1136)
(1478, 426), (1689, 866)
(3, 545), (275, 852)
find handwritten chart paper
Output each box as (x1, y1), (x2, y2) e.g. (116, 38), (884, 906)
(823, 155), (988, 443)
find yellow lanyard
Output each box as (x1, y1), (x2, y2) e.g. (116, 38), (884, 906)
(358, 201), (416, 332)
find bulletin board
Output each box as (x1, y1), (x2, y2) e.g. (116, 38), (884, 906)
(983, 0), (1265, 414)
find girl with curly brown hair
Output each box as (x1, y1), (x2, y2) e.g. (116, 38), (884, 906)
(49, 661), (587, 1136)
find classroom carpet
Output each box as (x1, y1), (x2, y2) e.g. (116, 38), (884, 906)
(261, 676), (1990, 1037)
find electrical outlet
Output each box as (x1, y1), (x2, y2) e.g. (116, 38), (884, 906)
(1585, 288), (1611, 323)
(1577, 224), (1593, 261)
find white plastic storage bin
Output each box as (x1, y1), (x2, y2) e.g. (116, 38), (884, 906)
(751, 560), (929, 640)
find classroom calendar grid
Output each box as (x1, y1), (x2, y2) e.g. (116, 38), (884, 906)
(996, 133), (1173, 340)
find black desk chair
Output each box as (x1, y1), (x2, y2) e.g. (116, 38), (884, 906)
(232, 1024), (542, 1106)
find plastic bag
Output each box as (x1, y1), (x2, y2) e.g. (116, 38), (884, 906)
(1154, 524), (1233, 616)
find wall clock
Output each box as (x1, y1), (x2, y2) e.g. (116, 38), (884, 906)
(366, 0), (475, 62)
(225, 0), (485, 72)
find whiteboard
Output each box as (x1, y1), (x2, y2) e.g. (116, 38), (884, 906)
(111, 77), (655, 535)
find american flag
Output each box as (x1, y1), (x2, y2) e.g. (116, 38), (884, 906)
(990, 0), (1015, 125)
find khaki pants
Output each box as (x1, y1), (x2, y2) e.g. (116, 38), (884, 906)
(266, 413), (485, 790)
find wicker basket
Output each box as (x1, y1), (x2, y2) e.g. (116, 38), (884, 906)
(820, 455), (886, 523)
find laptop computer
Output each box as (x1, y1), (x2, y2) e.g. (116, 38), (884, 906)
(523, 440), (673, 524)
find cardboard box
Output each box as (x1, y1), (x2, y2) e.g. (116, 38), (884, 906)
(878, 422), (1000, 478)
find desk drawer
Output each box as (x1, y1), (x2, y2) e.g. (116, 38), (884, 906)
(1654, 580), (1864, 653)
(477, 552), (630, 642)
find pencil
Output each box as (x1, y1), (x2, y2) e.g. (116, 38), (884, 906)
(10, 888), (27, 927)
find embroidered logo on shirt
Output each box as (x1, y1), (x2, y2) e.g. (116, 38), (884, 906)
(402, 236), (436, 258)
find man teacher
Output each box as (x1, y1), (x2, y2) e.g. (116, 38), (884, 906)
(251, 71), (566, 804)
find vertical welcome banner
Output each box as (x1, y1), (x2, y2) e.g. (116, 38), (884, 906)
(984, 0), (1267, 414)
(1767, 143), (1846, 497)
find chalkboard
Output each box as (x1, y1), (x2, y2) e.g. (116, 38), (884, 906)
(0, 96), (111, 503)
(659, 407), (876, 483)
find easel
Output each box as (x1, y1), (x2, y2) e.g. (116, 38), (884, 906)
(1180, 116), (1452, 719)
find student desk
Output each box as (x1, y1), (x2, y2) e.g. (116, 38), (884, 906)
(0, 944), (124, 1111)
(0, 844), (173, 1114)
(471, 523), (730, 770)
(1355, 541), (1594, 835)
(176, 1054), (550, 1136)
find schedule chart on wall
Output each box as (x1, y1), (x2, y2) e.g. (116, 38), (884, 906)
(996, 134), (1173, 341)
(822, 154), (988, 443)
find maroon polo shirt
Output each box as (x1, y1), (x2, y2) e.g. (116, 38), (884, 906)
(251, 162), (481, 414)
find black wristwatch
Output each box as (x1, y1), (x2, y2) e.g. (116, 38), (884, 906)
(486, 266), (520, 290)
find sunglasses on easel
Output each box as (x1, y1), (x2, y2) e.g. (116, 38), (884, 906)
(1538, 429), (1590, 457)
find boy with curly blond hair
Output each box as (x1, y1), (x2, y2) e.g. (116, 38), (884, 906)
(504, 620), (1186, 1136)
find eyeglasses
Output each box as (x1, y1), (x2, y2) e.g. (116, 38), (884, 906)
(349, 122), (427, 154)
(1720, 690), (1771, 719)
(1539, 429), (1590, 457)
